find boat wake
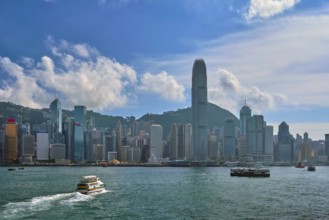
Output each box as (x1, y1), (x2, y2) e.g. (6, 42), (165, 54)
(1, 190), (108, 219)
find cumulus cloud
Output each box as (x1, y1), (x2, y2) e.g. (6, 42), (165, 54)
(140, 71), (185, 102)
(245, 0), (300, 20)
(208, 68), (287, 115)
(0, 39), (138, 111)
(0, 38), (189, 113)
(46, 36), (100, 59)
(0, 57), (48, 108)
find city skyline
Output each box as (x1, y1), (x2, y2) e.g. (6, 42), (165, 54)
(1, 0), (329, 140)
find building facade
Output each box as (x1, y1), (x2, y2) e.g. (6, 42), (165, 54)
(170, 123), (192, 161)
(277, 122), (294, 161)
(239, 103), (251, 137)
(74, 106), (86, 162)
(4, 118), (18, 163)
(36, 133), (49, 160)
(149, 124), (163, 161)
(49, 98), (63, 144)
(223, 119), (236, 159)
(325, 134), (329, 158)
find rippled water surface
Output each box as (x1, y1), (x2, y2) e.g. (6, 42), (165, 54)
(1, 166), (328, 219)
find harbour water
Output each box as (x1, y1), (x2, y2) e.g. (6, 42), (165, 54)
(1, 166), (328, 219)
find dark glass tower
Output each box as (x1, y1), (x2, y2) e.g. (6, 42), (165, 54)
(192, 59), (208, 161)
(74, 105), (86, 162)
(49, 98), (62, 144)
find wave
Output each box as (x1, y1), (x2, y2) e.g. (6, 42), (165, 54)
(59, 192), (94, 206)
(1, 191), (109, 219)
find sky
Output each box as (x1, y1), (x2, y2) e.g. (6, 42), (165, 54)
(1, 0), (329, 140)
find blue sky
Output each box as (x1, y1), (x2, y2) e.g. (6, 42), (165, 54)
(1, 0), (329, 140)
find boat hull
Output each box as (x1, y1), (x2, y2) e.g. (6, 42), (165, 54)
(77, 187), (105, 194)
(230, 168), (270, 177)
(230, 173), (270, 177)
(307, 166), (316, 171)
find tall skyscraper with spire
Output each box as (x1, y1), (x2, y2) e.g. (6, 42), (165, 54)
(239, 101), (251, 137)
(191, 59), (208, 161)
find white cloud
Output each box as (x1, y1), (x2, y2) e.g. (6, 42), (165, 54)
(140, 71), (185, 102)
(21, 57), (34, 68)
(0, 37), (192, 112)
(245, 0), (300, 20)
(33, 49), (137, 110)
(73, 44), (91, 58)
(46, 37), (100, 59)
(0, 39), (139, 111)
(208, 68), (287, 115)
(0, 57), (48, 108)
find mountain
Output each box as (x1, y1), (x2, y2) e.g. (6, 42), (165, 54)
(0, 101), (239, 138)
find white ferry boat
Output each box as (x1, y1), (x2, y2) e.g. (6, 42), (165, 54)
(76, 175), (105, 194)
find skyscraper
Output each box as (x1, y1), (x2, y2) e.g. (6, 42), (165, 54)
(4, 118), (18, 163)
(192, 59), (208, 161)
(246, 115), (264, 155)
(170, 123), (192, 160)
(277, 121), (294, 161)
(149, 124), (163, 161)
(74, 105), (86, 162)
(223, 119), (236, 159)
(49, 98), (63, 144)
(239, 102), (251, 136)
(325, 134), (329, 158)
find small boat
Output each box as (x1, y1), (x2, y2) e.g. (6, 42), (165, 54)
(8, 168), (15, 171)
(76, 175), (105, 194)
(223, 161), (239, 167)
(295, 162), (305, 168)
(18, 167), (24, 170)
(230, 167), (270, 177)
(307, 165), (316, 171)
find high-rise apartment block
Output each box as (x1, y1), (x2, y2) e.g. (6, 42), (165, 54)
(170, 123), (192, 160)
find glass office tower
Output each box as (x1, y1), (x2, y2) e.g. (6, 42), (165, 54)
(74, 106), (86, 162)
(191, 59), (208, 161)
